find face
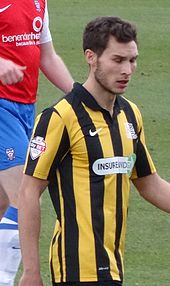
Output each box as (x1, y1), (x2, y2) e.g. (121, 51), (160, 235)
(92, 36), (138, 95)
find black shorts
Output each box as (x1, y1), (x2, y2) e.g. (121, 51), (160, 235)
(52, 281), (122, 286)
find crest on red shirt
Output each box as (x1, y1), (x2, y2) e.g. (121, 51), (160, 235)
(34, 0), (41, 12)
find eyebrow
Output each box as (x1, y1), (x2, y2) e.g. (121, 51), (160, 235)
(113, 54), (139, 60)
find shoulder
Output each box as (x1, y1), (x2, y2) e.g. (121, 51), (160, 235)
(51, 83), (81, 117)
(121, 95), (139, 110)
(119, 95), (142, 118)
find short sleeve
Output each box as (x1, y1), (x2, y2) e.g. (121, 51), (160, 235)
(40, 0), (52, 44)
(24, 108), (69, 180)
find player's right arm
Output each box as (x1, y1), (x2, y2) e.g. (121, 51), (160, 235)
(18, 174), (48, 286)
(0, 57), (26, 85)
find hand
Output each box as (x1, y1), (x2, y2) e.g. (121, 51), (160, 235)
(18, 272), (44, 286)
(0, 57), (26, 85)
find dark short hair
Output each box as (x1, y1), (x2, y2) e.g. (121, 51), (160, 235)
(83, 16), (137, 56)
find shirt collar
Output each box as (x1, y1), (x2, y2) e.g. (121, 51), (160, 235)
(73, 82), (127, 113)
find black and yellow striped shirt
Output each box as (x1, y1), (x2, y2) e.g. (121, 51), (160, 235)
(24, 82), (156, 283)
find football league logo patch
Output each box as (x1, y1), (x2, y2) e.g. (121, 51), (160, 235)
(30, 136), (46, 160)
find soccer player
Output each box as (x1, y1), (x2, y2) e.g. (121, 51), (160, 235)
(18, 16), (170, 286)
(0, 0), (73, 285)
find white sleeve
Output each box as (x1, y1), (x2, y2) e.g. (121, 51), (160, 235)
(40, 1), (52, 44)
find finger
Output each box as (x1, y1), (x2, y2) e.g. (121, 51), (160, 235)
(1, 71), (24, 85)
(18, 65), (27, 71)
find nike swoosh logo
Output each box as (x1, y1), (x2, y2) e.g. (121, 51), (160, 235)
(12, 246), (20, 250)
(0, 4), (12, 13)
(89, 128), (102, 136)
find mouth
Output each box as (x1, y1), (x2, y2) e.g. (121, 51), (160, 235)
(116, 80), (129, 88)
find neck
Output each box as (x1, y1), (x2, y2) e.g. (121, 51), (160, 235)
(83, 79), (116, 116)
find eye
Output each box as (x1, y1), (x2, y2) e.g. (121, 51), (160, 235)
(130, 57), (137, 63)
(113, 58), (123, 63)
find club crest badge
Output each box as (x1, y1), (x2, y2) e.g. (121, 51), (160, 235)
(33, 0), (41, 12)
(6, 148), (15, 161)
(125, 122), (138, 140)
(30, 136), (46, 160)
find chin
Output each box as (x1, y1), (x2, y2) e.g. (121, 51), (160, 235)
(115, 90), (125, 96)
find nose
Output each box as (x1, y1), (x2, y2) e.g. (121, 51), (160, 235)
(122, 62), (135, 76)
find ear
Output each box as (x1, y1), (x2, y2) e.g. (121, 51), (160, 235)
(84, 49), (97, 66)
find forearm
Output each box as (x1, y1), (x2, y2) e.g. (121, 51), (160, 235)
(18, 190), (41, 275)
(133, 173), (170, 213)
(18, 175), (48, 286)
(40, 42), (74, 93)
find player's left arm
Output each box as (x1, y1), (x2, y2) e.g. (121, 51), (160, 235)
(40, 41), (74, 93)
(132, 172), (170, 213)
